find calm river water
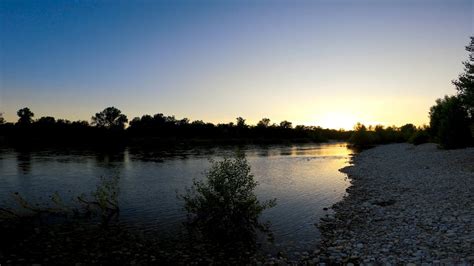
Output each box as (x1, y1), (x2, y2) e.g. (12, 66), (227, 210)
(0, 142), (353, 254)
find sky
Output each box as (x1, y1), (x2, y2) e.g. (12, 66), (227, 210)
(0, 0), (472, 129)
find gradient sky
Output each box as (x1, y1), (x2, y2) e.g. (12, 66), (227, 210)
(1, 0), (472, 129)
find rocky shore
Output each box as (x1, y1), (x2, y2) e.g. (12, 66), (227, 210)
(319, 143), (474, 264)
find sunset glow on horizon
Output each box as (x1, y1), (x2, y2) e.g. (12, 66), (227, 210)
(1, 0), (472, 129)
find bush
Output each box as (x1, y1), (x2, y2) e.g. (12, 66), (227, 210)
(181, 155), (275, 245)
(408, 130), (430, 145)
(400, 124), (416, 141)
(348, 123), (377, 147)
(429, 95), (472, 149)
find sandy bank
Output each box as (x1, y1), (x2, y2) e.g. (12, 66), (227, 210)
(319, 143), (474, 264)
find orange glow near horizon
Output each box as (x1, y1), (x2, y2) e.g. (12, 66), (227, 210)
(1, 97), (432, 130)
(315, 112), (359, 131)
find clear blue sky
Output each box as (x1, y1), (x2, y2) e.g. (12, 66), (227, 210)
(1, 0), (472, 129)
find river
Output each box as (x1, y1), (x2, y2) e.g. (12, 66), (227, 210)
(0, 142), (353, 254)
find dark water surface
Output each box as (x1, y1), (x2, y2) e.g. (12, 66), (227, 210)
(0, 142), (352, 253)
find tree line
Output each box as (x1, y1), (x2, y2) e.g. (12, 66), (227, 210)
(0, 107), (351, 147)
(347, 123), (430, 148)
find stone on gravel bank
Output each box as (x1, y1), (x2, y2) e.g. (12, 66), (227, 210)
(319, 143), (474, 264)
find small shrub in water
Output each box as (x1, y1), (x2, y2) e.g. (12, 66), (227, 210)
(181, 154), (276, 246)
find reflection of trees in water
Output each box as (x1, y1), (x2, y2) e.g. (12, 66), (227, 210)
(127, 145), (221, 162)
(256, 145), (270, 157)
(93, 148), (127, 182)
(15, 149), (32, 175)
(94, 148), (126, 165)
(279, 146), (294, 156)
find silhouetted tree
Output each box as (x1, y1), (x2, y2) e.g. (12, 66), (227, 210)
(279, 120), (292, 129)
(452, 36), (474, 118)
(349, 123), (377, 147)
(153, 113), (166, 125)
(408, 126), (430, 145)
(72, 120), (90, 127)
(236, 117), (247, 128)
(400, 123), (416, 141)
(257, 118), (271, 128)
(92, 107), (128, 130)
(429, 96), (471, 149)
(350, 123), (429, 146)
(58, 119), (70, 124)
(0, 113), (4, 124)
(17, 107), (34, 125)
(177, 118), (190, 126)
(36, 116), (56, 126)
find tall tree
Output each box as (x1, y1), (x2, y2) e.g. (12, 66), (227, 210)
(91, 107), (128, 129)
(236, 117), (247, 128)
(0, 113), (4, 124)
(36, 116), (56, 126)
(279, 120), (292, 129)
(17, 107), (34, 125)
(429, 96), (471, 149)
(452, 36), (474, 118)
(257, 118), (271, 128)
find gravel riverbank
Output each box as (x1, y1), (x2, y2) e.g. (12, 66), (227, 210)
(319, 143), (474, 264)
